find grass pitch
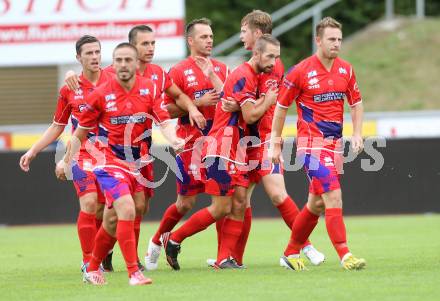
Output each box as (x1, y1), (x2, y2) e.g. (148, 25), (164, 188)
(0, 214), (439, 301)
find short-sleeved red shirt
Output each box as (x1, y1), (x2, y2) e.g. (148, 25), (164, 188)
(277, 55), (362, 152)
(78, 76), (168, 174)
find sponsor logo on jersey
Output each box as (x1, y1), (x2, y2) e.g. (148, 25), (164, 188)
(184, 69), (194, 76)
(187, 75), (196, 82)
(194, 88), (212, 99)
(74, 89), (84, 100)
(308, 77), (320, 89)
(339, 67), (347, 75)
(324, 156), (334, 167)
(110, 115), (147, 125)
(283, 79), (295, 89)
(105, 101), (117, 112)
(78, 104), (88, 112)
(313, 92), (346, 103)
(139, 88), (150, 96)
(105, 94), (116, 101)
(307, 70), (317, 78)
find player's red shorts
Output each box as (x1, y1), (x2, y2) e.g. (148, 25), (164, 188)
(71, 163), (105, 204)
(93, 167), (144, 208)
(175, 148), (205, 196)
(204, 157), (249, 196)
(297, 149), (343, 195)
(140, 162), (154, 198)
(247, 144), (284, 183)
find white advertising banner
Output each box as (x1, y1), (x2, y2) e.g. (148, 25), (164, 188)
(0, 0), (186, 66)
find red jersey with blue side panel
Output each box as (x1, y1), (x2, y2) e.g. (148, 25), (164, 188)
(104, 64), (172, 197)
(247, 58), (285, 183)
(78, 76), (169, 206)
(165, 56), (229, 196)
(203, 62), (259, 196)
(53, 70), (112, 202)
(277, 54), (362, 194)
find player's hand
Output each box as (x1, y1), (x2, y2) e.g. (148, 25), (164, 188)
(55, 160), (69, 181)
(170, 137), (185, 153)
(194, 56), (214, 77)
(264, 86), (278, 106)
(269, 138), (284, 164)
(197, 90), (221, 107)
(65, 70), (81, 91)
(19, 150), (36, 172)
(221, 97), (240, 112)
(188, 107), (207, 129)
(351, 134), (364, 154)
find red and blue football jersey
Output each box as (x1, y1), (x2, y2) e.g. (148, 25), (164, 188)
(277, 55), (362, 152)
(78, 76), (169, 174)
(205, 62), (259, 165)
(165, 57), (229, 150)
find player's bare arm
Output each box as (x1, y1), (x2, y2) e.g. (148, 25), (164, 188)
(269, 104), (288, 164)
(64, 70), (81, 91)
(194, 56), (224, 91)
(241, 86), (278, 124)
(350, 102), (364, 154)
(166, 83), (207, 128)
(158, 120), (185, 152)
(55, 127), (89, 181)
(19, 123), (66, 172)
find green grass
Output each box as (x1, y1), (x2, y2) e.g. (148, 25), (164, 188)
(341, 18), (440, 112)
(1, 215), (439, 301)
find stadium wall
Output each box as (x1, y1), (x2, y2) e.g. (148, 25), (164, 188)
(1, 138), (439, 225)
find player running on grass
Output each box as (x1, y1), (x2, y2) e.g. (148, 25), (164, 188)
(56, 43), (184, 285)
(19, 35), (112, 272)
(270, 17), (366, 271)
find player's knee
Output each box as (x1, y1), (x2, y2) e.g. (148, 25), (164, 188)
(104, 215), (118, 234)
(134, 201), (146, 216)
(80, 197), (97, 214)
(176, 197), (195, 214)
(269, 191), (288, 206)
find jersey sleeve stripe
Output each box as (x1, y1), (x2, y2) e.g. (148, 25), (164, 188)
(276, 102), (289, 109)
(240, 98), (256, 106)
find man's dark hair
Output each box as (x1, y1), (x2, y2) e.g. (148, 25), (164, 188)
(113, 42), (139, 57)
(76, 35), (100, 55)
(128, 25), (153, 44)
(185, 18), (212, 40)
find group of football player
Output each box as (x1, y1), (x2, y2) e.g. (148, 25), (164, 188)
(19, 9), (366, 286)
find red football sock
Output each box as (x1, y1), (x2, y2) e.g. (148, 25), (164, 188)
(170, 208), (216, 243)
(284, 206), (319, 256)
(95, 218), (103, 231)
(325, 208), (350, 259)
(232, 207), (252, 265)
(216, 217), (225, 254)
(117, 220), (139, 277)
(277, 197), (312, 247)
(217, 218), (243, 263)
(77, 211), (97, 263)
(134, 215), (142, 258)
(152, 204), (184, 245)
(88, 226), (117, 272)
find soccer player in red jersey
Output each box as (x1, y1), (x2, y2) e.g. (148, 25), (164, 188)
(65, 25), (205, 271)
(210, 10), (324, 268)
(271, 17), (366, 270)
(19, 35), (112, 271)
(161, 35), (280, 270)
(56, 43), (184, 285)
(144, 18), (229, 270)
